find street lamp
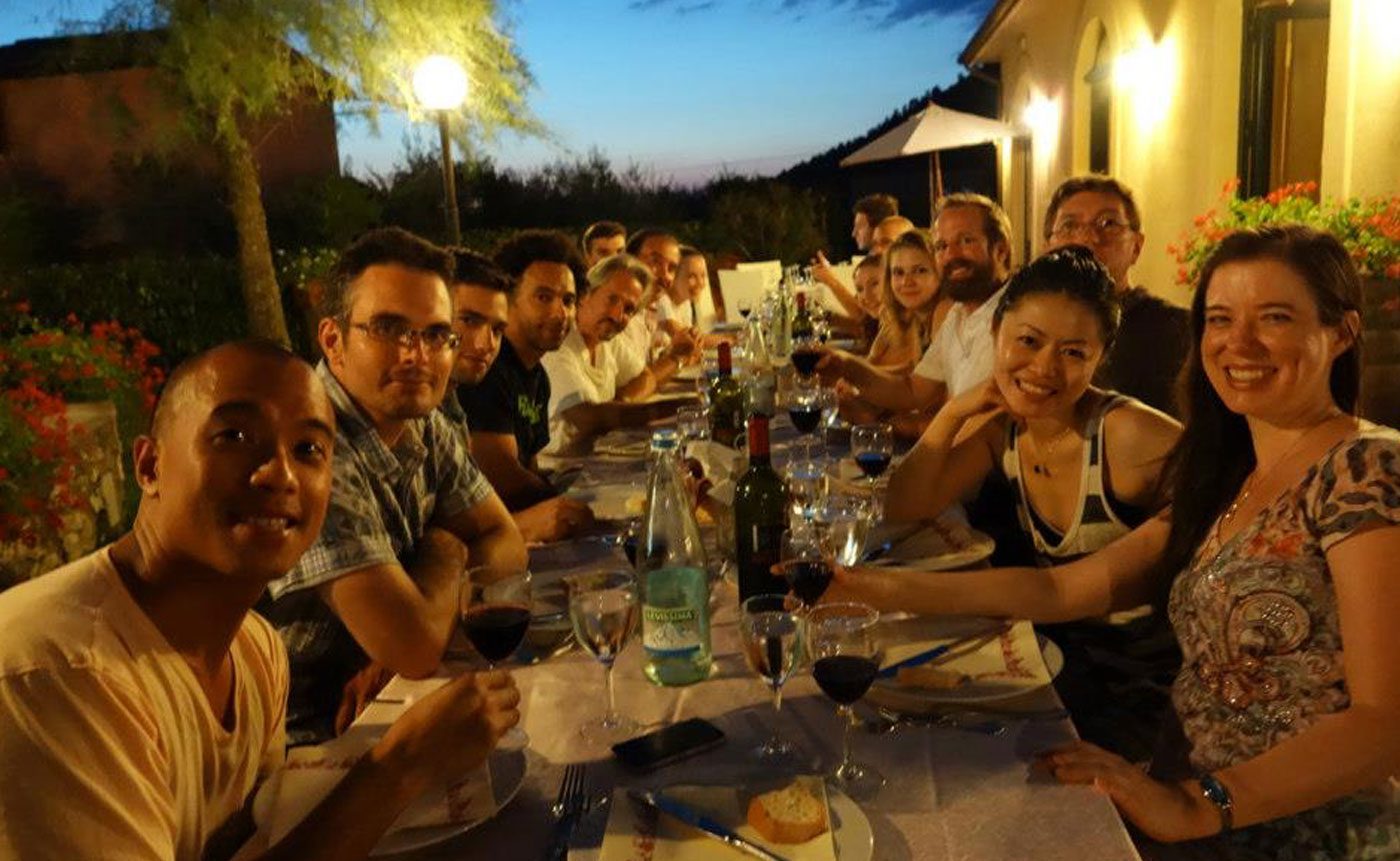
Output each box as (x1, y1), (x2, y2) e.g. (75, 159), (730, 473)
(413, 54), (469, 245)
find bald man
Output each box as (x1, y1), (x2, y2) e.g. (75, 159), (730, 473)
(0, 341), (519, 861)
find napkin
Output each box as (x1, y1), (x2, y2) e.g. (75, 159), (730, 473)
(255, 732), (496, 844)
(597, 778), (837, 861)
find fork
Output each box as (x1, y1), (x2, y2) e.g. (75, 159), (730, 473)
(545, 764), (588, 860)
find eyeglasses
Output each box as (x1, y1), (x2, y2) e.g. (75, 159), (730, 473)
(350, 319), (461, 351)
(1050, 215), (1136, 241)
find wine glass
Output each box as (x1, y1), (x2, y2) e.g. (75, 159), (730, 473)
(460, 565), (533, 669)
(740, 593), (806, 764)
(790, 335), (823, 380)
(771, 529), (832, 608)
(785, 457), (825, 527)
(814, 494), (872, 567)
(737, 297), (754, 321)
(851, 422), (893, 515)
(676, 404), (710, 456)
(785, 377), (823, 463)
(567, 569), (641, 742)
(808, 602), (885, 799)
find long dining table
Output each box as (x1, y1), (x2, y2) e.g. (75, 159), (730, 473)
(343, 410), (1144, 861)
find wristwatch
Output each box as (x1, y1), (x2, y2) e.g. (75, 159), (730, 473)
(1197, 773), (1234, 834)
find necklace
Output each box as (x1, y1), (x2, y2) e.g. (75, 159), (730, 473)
(1025, 423), (1077, 477)
(1219, 411), (1346, 527)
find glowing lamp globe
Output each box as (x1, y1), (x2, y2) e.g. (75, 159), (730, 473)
(413, 55), (468, 111)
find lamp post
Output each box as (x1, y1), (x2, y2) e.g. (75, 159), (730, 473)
(413, 55), (469, 245)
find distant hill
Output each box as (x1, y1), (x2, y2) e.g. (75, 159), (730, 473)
(779, 70), (999, 186)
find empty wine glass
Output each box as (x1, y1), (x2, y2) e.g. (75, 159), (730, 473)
(808, 602), (885, 800)
(676, 404), (710, 456)
(785, 458), (826, 526)
(740, 594), (805, 764)
(814, 494), (872, 567)
(567, 569), (641, 743)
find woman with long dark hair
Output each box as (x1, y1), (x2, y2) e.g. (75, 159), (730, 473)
(835, 226), (1400, 858)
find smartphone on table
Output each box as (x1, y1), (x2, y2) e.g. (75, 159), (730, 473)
(611, 717), (726, 772)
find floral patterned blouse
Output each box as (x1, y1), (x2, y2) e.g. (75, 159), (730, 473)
(1168, 427), (1400, 859)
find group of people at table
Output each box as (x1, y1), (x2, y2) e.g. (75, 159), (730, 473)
(0, 171), (1396, 861)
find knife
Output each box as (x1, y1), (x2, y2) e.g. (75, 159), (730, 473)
(876, 625), (1008, 680)
(626, 789), (789, 861)
(859, 522), (923, 563)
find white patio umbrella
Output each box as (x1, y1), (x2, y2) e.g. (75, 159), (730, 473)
(840, 102), (1024, 217)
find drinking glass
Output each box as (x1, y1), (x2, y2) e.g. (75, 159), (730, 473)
(567, 569), (641, 742)
(460, 565), (533, 669)
(851, 422), (893, 516)
(772, 528), (832, 608)
(814, 494), (872, 567)
(790, 334), (823, 379)
(740, 594), (806, 764)
(676, 405), (710, 456)
(785, 458), (826, 526)
(807, 602), (885, 799)
(785, 377), (822, 463)
(737, 297), (754, 321)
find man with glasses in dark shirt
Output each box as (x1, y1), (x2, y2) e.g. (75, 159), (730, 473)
(263, 227), (526, 746)
(451, 234), (595, 543)
(1043, 175), (1190, 417)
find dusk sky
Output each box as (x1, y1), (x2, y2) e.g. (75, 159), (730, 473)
(1, 0), (993, 185)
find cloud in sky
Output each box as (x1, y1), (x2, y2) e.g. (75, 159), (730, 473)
(629, 0), (995, 28)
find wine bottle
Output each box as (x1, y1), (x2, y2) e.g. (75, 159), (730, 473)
(637, 429), (713, 686)
(708, 341), (745, 447)
(733, 414), (789, 602)
(790, 290), (816, 342)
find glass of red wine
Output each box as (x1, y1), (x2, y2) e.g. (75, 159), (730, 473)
(460, 565), (533, 668)
(786, 377), (823, 463)
(771, 529), (832, 609)
(808, 602), (885, 799)
(851, 422), (893, 516)
(790, 339), (823, 379)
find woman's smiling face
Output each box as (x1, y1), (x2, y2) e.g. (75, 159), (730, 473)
(993, 292), (1107, 419)
(1200, 258), (1352, 424)
(886, 245), (937, 310)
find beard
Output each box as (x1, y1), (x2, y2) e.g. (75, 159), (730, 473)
(940, 257), (1001, 303)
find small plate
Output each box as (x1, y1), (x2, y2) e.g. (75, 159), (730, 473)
(867, 620), (1054, 711)
(252, 747), (527, 856)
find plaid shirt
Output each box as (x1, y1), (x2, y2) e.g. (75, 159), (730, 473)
(262, 362), (493, 744)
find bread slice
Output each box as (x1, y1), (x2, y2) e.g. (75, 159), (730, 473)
(894, 665), (969, 690)
(746, 782), (829, 844)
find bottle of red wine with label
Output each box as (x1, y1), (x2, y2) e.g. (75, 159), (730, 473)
(734, 414), (789, 602)
(790, 290), (816, 342)
(708, 341), (744, 447)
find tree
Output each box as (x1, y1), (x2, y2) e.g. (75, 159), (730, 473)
(102, 0), (537, 344)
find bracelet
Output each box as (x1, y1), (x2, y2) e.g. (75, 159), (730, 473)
(1197, 773), (1234, 834)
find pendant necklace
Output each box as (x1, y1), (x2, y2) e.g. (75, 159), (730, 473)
(1026, 423), (1076, 477)
(1219, 411), (1346, 527)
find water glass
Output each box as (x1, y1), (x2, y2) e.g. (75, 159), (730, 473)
(814, 494), (872, 567)
(740, 594), (805, 764)
(567, 570), (641, 743)
(785, 458), (826, 525)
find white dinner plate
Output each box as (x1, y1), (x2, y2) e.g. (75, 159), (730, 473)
(861, 518), (996, 572)
(252, 747), (527, 856)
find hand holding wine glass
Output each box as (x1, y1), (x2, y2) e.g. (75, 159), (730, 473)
(808, 602), (885, 799)
(460, 565), (533, 668)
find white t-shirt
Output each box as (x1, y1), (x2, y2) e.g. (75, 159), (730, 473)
(0, 548), (288, 861)
(657, 289), (718, 334)
(541, 326), (646, 454)
(913, 284), (1008, 397)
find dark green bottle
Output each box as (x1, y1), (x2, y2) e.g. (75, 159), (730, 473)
(734, 413), (789, 602)
(708, 341), (744, 448)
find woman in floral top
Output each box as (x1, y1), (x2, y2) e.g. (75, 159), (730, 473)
(834, 225), (1400, 858)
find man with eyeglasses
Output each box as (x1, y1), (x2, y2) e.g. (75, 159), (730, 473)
(819, 194), (1013, 418)
(1043, 175), (1189, 416)
(262, 227), (527, 746)
(449, 232), (596, 543)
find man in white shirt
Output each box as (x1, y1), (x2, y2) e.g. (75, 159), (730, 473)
(542, 253), (691, 454)
(819, 193), (1014, 415)
(0, 341), (520, 861)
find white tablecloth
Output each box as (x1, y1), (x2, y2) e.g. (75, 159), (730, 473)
(351, 538), (1140, 861)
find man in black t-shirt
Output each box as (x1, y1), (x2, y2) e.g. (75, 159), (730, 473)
(453, 235), (595, 543)
(1043, 175), (1190, 418)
